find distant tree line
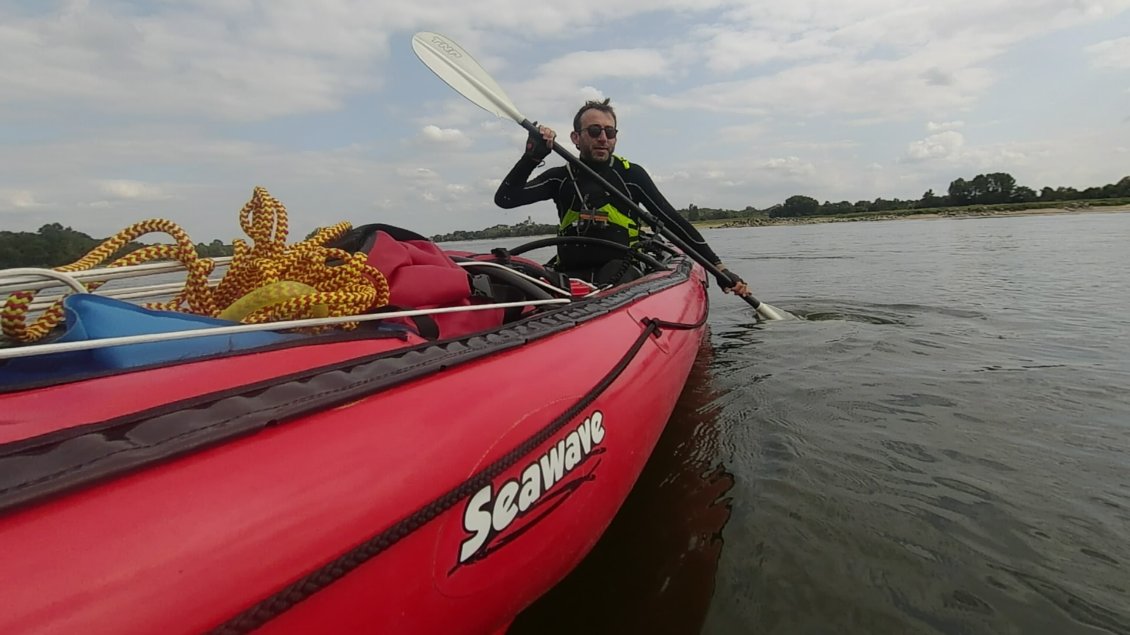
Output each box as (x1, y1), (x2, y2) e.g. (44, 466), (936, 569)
(430, 216), (558, 242)
(678, 173), (1130, 219)
(6, 173), (1129, 266)
(0, 223), (234, 269)
(680, 204), (765, 222)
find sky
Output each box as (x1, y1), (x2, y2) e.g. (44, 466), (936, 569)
(1, 0), (1128, 243)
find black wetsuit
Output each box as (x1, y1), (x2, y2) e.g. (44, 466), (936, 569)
(494, 155), (722, 277)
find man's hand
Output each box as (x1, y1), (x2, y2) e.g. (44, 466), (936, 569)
(525, 123), (556, 161)
(715, 266), (751, 297)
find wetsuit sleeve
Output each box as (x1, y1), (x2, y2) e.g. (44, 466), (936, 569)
(494, 157), (562, 209)
(626, 165), (723, 265)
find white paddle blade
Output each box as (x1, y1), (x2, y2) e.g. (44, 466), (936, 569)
(756, 302), (794, 321)
(411, 32), (524, 123)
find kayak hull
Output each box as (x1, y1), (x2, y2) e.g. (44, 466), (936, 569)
(0, 258), (709, 634)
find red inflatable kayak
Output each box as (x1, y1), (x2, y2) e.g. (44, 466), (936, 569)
(0, 232), (708, 634)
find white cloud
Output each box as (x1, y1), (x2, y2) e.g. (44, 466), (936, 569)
(694, 26), (839, 73)
(397, 167), (441, 180)
(1086, 36), (1130, 69)
(906, 131), (966, 161)
(0, 3), (380, 121)
(537, 49), (669, 80)
(958, 145), (1035, 170)
(2, 1), (707, 123)
(717, 123), (766, 140)
(762, 156), (816, 176)
(0, 189), (45, 210)
(421, 125), (471, 148)
(779, 139), (861, 151)
(578, 86), (607, 102)
(650, 57), (996, 118)
(96, 180), (172, 201)
(904, 131), (1040, 169)
(927, 120), (965, 131)
(656, 0), (1129, 119)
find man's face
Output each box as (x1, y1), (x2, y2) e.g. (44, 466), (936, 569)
(571, 108), (617, 162)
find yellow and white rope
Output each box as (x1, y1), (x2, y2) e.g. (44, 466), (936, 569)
(2, 186), (390, 343)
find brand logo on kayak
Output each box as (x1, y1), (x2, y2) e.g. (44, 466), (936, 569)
(431, 36), (462, 58)
(456, 411), (606, 566)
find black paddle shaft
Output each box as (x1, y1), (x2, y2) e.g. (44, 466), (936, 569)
(518, 119), (763, 311)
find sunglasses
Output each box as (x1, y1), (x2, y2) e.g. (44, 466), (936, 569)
(579, 125), (618, 139)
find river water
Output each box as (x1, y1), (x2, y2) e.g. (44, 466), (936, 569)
(503, 211), (1130, 635)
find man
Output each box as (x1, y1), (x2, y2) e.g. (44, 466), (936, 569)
(493, 98), (750, 296)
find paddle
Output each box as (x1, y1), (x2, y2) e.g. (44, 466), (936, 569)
(411, 31), (786, 321)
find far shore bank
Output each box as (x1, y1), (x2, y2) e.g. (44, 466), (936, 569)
(693, 204), (1130, 230)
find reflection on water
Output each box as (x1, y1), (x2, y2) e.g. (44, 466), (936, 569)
(511, 338), (734, 635)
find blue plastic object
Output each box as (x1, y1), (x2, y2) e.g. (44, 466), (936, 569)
(0, 294), (296, 386)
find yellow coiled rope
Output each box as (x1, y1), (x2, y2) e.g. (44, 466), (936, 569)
(1, 186), (390, 343)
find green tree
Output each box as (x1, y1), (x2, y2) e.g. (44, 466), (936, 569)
(984, 172), (1017, 203)
(774, 195), (820, 217)
(1011, 186), (1037, 203)
(918, 189), (942, 209)
(1055, 186), (1080, 199)
(948, 178), (973, 206)
(821, 200), (856, 215)
(969, 174), (990, 202)
(1115, 176), (1130, 197)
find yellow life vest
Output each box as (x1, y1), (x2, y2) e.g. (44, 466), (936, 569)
(558, 157), (639, 247)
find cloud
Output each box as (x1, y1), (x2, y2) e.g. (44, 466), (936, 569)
(700, 29), (837, 74)
(779, 139), (861, 151)
(1086, 36), (1130, 69)
(906, 131), (965, 160)
(0, 3), (382, 121)
(650, 57), (995, 118)
(421, 125), (471, 148)
(4, 1), (704, 124)
(904, 131), (1038, 169)
(656, 0), (1128, 119)
(536, 49), (669, 80)
(0, 189), (45, 210)
(396, 167), (441, 180)
(717, 123), (766, 140)
(927, 120), (965, 131)
(762, 156), (816, 176)
(96, 180), (172, 201)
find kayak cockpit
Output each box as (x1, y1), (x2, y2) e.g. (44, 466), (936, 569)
(1, 233), (679, 390)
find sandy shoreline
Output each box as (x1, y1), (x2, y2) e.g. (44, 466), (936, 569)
(697, 204), (1130, 229)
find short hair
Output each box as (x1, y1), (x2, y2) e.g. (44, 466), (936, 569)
(573, 98), (616, 132)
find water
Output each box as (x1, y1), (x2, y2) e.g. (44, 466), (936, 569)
(506, 211), (1130, 635)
